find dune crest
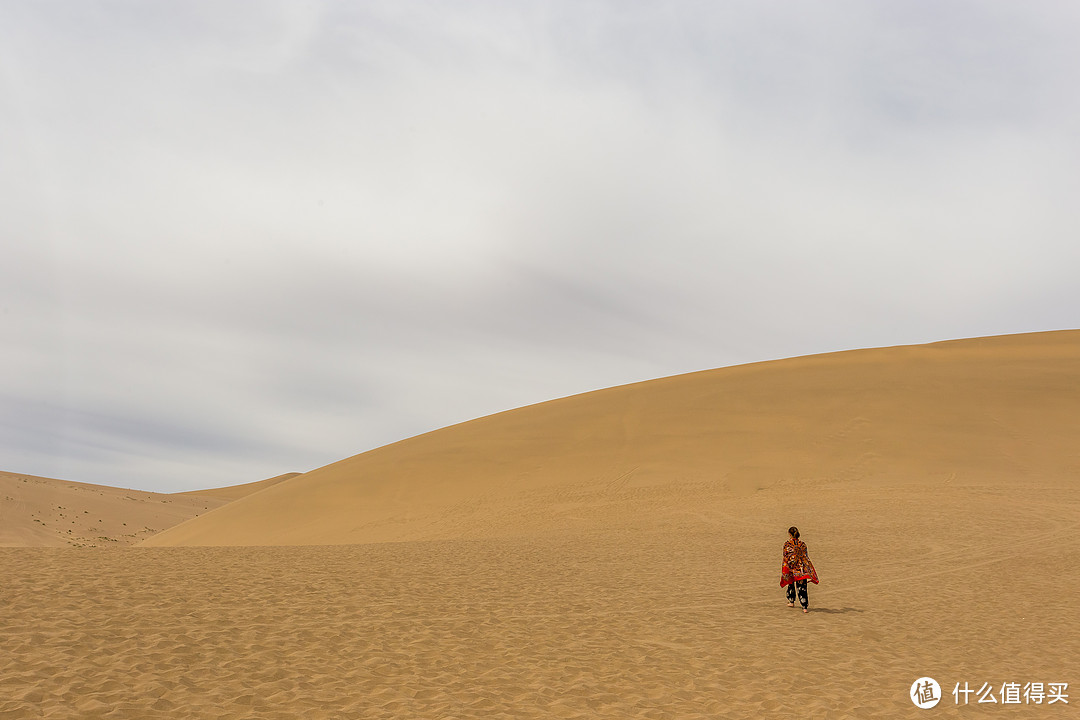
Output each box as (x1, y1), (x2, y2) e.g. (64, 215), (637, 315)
(143, 330), (1080, 547)
(176, 472), (302, 501)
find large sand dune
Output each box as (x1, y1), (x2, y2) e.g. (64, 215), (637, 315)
(145, 330), (1080, 547)
(4, 330), (1077, 717)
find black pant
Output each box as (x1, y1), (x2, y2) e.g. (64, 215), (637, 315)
(786, 579), (808, 608)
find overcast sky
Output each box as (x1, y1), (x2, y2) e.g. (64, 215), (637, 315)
(2, 1), (1078, 492)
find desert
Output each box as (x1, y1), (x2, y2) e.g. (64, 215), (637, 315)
(7, 2), (1080, 716)
(1, 330), (1077, 718)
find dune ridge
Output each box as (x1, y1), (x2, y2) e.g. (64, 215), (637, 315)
(176, 472), (303, 501)
(144, 329), (1080, 547)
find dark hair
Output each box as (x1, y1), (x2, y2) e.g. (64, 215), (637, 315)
(788, 526), (799, 539)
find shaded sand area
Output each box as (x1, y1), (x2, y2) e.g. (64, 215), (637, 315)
(2, 331), (1078, 717)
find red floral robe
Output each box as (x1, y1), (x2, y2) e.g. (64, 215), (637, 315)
(780, 538), (818, 587)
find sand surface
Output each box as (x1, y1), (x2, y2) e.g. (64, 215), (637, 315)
(175, 473), (302, 502)
(3, 331), (1078, 717)
(0, 471), (297, 548)
(0, 471), (227, 548)
(3, 481), (1076, 718)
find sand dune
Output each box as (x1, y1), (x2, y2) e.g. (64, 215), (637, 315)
(3, 330), (1077, 717)
(0, 471), (298, 547)
(145, 329), (1080, 547)
(176, 472), (302, 501)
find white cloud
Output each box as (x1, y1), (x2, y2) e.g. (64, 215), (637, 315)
(1, 1), (1078, 490)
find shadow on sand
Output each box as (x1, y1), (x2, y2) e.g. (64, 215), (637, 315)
(809, 607), (864, 614)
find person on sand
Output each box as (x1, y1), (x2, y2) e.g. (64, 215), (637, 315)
(781, 526), (818, 613)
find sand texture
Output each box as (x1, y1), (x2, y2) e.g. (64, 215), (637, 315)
(3, 330), (1078, 717)
(3, 482), (1077, 718)
(0, 472), (298, 548)
(0, 472), (227, 548)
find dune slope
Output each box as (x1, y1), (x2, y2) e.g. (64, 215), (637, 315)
(0, 472), (223, 547)
(0, 472), (300, 547)
(176, 472), (302, 501)
(143, 330), (1080, 547)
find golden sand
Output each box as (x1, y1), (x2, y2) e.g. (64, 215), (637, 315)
(3, 483), (1075, 718)
(0, 471), (227, 548)
(2, 331), (1077, 717)
(0, 471), (298, 548)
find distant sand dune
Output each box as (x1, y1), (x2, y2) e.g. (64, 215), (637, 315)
(0, 472), (297, 547)
(144, 330), (1080, 547)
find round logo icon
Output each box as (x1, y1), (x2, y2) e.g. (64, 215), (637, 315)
(910, 677), (942, 708)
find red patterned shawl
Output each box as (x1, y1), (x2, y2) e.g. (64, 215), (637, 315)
(780, 538), (819, 587)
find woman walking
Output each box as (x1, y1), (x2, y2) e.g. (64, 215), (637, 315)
(781, 526), (818, 613)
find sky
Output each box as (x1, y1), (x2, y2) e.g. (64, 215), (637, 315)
(2, 1), (1079, 492)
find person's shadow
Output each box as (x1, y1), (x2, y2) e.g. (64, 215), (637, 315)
(810, 607), (864, 614)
